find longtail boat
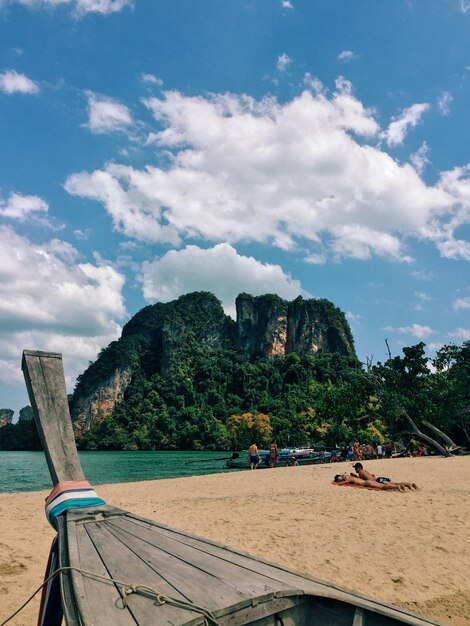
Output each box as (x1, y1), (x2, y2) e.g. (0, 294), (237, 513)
(22, 349), (443, 626)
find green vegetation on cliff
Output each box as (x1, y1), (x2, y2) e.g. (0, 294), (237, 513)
(2, 293), (468, 453)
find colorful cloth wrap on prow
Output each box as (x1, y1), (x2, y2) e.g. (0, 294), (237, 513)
(45, 479), (106, 529)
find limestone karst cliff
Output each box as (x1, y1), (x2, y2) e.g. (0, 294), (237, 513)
(70, 291), (355, 437)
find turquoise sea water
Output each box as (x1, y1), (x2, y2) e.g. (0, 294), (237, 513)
(0, 451), (239, 493)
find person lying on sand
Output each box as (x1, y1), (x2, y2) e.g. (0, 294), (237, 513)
(334, 473), (406, 491)
(352, 463), (419, 490)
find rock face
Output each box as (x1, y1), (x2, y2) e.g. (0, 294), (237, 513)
(0, 408), (14, 428)
(70, 292), (355, 436)
(72, 367), (133, 441)
(236, 294), (289, 358)
(235, 294), (354, 359)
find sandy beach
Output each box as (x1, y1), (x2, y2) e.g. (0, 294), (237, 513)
(0, 455), (468, 626)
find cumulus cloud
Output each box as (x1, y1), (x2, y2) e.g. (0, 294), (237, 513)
(384, 323), (434, 339)
(140, 243), (306, 318)
(0, 225), (126, 391)
(437, 91), (452, 116)
(410, 142), (430, 175)
(0, 70), (39, 94)
(422, 164), (470, 260)
(277, 53), (292, 72)
(449, 328), (470, 340)
(3, 0), (132, 16)
(281, 0), (293, 8)
(85, 91), (133, 134)
(338, 50), (356, 63)
(415, 291), (431, 302)
(141, 73), (163, 86)
(0, 192), (48, 220)
(303, 73), (325, 94)
(64, 87), (468, 262)
(453, 296), (470, 310)
(382, 103), (430, 146)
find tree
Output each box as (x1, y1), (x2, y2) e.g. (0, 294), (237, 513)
(227, 413), (272, 449)
(370, 342), (462, 455)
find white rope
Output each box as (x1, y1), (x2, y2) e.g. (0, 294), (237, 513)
(0, 566), (220, 626)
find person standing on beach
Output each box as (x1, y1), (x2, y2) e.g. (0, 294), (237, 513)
(248, 442), (259, 470)
(269, 441), (279, 468)
(353, 439), (362, 461)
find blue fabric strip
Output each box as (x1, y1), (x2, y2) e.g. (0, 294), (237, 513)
(47, 497), (106, 529)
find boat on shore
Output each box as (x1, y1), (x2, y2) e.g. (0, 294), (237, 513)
(21, 349), (444, 626)
(225, 449), (332, 469)
(226, 454), (323, 469)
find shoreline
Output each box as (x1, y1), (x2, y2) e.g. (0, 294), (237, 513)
(0, 455), (468, 625)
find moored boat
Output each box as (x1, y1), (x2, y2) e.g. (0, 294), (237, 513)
(22, 350), (443, 626)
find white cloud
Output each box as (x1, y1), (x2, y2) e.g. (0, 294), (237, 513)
(4, 0), (132, 16)
(449, 328), (470, 340)
(0, 225), (126, 391)
(346, 311), (362, 327)
(338, 50), (355, 63)
(304, 252), (326, 265)
(65, 88), (465, 262)
(415, 291), (431, 301)
(85, 91), (133, 134)
(141, 73), (163, 86)
(0, 70), (39, 94)
(460, 0), (470, 13)
(453, 296), (470, 310)
(385, 323), (434, 339)
(277, 53), (292, 72)
(281, 0), (293, 8)
(411, 270), (434, 281)
(303, 73), (325, 94)
(330, 224), (412, 261)
(422, 164), (470, 260)
(140, 243), (306, 318)
(0, 192), (48, 220)
(437, 91), (452, 116)
(410, 142), (430, 175)
(382, 103), (430, 146)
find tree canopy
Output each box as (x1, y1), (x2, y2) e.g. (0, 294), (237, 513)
(1, 341), (469, 452)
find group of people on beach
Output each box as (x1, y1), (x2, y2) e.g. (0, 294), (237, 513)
(248, 441), (280, 469)
(249, 442), (419, 490)
(334, 462), (419, 491)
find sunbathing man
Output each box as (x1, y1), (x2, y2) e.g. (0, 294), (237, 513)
(334, 473), (405, 491)
(352, 462), (419, 490)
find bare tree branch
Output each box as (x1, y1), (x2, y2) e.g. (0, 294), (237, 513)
(422, 420), (460, 452)
(401, 410), (453, 456)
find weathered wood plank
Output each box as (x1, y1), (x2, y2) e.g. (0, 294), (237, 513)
(22, 350), (84, 484)
(70, 523), (139, 626)
(107, 516), (296, 604)
(84, 521), (206, 625)
(57, 516), (81, 626)
(124, 515), (439, 626)
(105, 518), (256, 611)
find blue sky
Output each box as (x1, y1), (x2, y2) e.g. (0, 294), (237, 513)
(0, 0), (469, 417)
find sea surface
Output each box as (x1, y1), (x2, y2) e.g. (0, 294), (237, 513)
(0, 450), (240, 493)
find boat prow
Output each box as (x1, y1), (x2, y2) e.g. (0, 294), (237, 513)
(22, 350), (444, 626)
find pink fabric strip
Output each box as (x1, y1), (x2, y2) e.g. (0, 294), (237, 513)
(45, 480), (92, 506)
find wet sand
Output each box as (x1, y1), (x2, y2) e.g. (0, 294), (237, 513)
(0, 455), (468, 625)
